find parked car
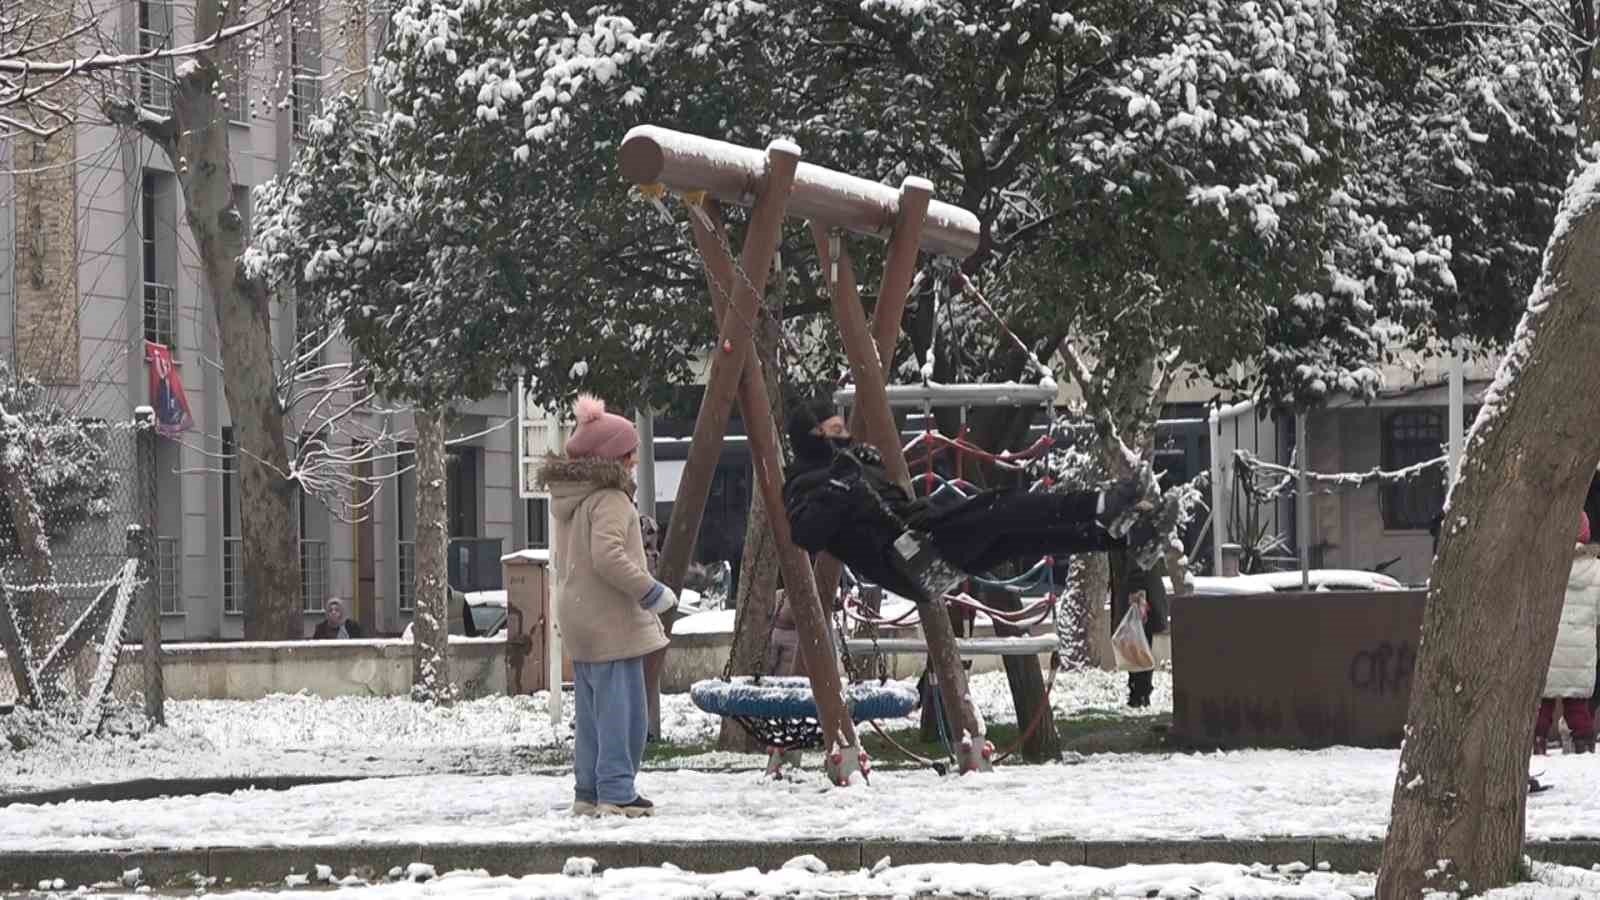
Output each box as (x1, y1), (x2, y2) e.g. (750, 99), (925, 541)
(401, 589), (508, 641)
(1245, 569), (1405, 592)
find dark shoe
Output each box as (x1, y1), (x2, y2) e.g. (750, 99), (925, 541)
(598, 795), (655, 818)
(890, 531), (965, 603)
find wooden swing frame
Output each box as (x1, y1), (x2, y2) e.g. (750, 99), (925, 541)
(618, 125), (994, 778)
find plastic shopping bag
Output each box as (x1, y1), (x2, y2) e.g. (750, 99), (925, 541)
(1111, 598), (1156, 672)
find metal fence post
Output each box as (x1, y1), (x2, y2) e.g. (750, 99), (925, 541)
(133, 407), (164, 725)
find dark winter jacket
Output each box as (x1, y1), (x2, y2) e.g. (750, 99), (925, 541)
(312, 619), (363, 639)
(782, 442), (934, 601)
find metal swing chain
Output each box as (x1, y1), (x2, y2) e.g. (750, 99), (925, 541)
(641, 184), (807, 364)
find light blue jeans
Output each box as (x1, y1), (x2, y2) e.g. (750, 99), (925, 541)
(572, 656), (648, 806)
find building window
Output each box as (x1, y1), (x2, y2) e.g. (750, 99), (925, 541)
(222, 427), (245, 615)
(1380, 409), (1446, 531)
(525, 498), (548, 549)
(300, 537), (328, 613)
(290, 6), (322, 139)
(153, 536), (181, 614)
(396, 442), (415, 612)
(141, 172), (177, 353)
(294, 297), (323, 364)
(226, 45), (250, 124)
(446, 446), (480, 538)
(297, 431), (331, 612)
(137, 0), (174, 111)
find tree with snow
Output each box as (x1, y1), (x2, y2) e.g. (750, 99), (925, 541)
(93, 0), (337, 642)
(1377, 4), (1600, 894)
(248, 3), (664, 701)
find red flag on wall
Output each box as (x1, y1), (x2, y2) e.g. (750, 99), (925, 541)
(144, 340), (193, 437)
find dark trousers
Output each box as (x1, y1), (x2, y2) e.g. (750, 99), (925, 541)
(925, 489), (1112, 574)
(1537, 697), (1596, 741)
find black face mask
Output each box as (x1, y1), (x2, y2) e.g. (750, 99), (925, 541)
(826, 436), (853, 452)
(792, 429), (835, 464)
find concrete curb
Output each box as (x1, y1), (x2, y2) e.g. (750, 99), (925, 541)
(0, 776), (364, 809)
(3, 840), (1598, 888)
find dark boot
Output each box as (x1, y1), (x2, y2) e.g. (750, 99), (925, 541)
(1533, 735), (1548, 756)
(1574, 735), (1596, 754)
(1128, 670), (1154, 708)
(889, 531), (965, 603)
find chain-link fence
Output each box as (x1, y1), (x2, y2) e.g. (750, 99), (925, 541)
(0, 413), (163, 734)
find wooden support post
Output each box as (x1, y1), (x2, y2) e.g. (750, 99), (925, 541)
(813, 222), (989, 774)
(818, 179), (933, 614)
(811, 224), (911, 491)
(872, 177), (933, 373)
(655, 143), (801, 595)
(689, 201), (866, 784)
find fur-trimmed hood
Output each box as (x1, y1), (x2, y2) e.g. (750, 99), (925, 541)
(536, 453), (637, 523)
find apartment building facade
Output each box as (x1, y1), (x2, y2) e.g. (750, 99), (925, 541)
(0, 0), (547, 640)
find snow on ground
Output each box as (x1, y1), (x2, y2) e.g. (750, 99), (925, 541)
(3, 747), (1597, 852)
(0, 668), (1169, 794)
(14, 860), (1600, 900)
(214, 860), (1598, 900)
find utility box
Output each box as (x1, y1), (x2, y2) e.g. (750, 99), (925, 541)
(1170, 590), (1426, 749)
(502, 550), (571, 695)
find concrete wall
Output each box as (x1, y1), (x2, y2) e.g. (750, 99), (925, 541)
(107, 637), (507, 701)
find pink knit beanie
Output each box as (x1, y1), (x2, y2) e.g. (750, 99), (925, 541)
(564, 395), (638, 460)
(1580, 511), (1591, 545)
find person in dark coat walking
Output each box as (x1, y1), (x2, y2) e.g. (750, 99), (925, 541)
(782, 403), (1154, 603)
(1112, 566), (1168, 707)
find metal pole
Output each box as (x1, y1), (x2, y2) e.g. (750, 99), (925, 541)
(1448, 352), (1465, 489)
(133, 407), (164, 725)
(1209, 405), (1226, 577)
(635, 406), (656, 519)
(1296, 412), (1310, 591)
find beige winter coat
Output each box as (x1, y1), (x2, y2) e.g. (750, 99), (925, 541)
(1545, 546), (1600, 698)
(536, 455), (669, 664)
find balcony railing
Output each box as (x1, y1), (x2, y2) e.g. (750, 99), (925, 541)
(397, 540), (415, 612)
(291, 68), (321, 139)
(223, 536), (244, 614)
(300, 539), (328, 613)
(143, 282), (176, 351)
(137, 28), (173, 112)
(155, 536), (181, 615)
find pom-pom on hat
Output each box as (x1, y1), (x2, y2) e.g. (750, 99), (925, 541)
(564, 395), (639, 460)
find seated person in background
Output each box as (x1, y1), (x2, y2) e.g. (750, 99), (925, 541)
(312, 597), (363, 639)
(764, 589), (802, 676)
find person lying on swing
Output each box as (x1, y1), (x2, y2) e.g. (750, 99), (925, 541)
(783, 402), (1159, 604)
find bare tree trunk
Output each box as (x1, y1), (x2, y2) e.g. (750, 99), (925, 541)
(0, 446), (61, 705)
(1377, 163), (1600, 897)
(410, 407), (454, 705)
(1059, 554), (1114, 670)
(104, 0), (302, 641)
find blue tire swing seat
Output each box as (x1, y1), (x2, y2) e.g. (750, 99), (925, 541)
(690, 676), (919, 750)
